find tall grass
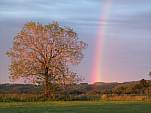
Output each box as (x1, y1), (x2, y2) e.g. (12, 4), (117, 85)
(0, 94), (100, 102)
(0, 94), (46, 102)
(1, 93), (151, 102)
(101, 94), (151, 101)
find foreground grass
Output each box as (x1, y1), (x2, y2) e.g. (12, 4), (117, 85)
(0, 101), (151, 113)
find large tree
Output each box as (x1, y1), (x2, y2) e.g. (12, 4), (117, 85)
(7, 22), (87, 96)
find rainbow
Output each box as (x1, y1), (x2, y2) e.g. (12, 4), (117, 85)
(91, 0), (112, 83)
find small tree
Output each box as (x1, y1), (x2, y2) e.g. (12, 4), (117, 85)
(140, 79), (148, 87)
(7, 22), (87, 96)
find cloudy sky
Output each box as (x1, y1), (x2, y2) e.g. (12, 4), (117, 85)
(0, 0), (151, 83)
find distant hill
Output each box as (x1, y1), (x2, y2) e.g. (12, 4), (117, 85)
(0, 79), (150, 95)
(0, 84), (42, 94)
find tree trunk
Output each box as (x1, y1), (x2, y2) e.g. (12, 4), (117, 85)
(44, 67), (49, 97)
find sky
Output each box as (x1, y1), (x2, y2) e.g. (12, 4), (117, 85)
(0, 0), (151, 83)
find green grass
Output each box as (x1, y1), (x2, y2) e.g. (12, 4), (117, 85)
(0, 101), (151, 113)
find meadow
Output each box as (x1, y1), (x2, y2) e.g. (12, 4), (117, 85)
(0, 101), (151, 113)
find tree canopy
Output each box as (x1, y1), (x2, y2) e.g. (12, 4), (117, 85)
(7, 22), (87, 96)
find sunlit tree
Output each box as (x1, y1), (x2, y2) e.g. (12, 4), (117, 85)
(7, 22), (87, 96)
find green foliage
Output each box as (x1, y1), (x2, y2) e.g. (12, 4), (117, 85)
(0, 79), (151, 102)
(0, 84), (42, 94)
(112, 79), (151, 95)
(149, 71), (151, 78)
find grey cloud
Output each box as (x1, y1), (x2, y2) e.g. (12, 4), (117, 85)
(0, 0), (101, 26)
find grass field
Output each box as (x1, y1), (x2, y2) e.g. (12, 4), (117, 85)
(0, 101), (151, 113)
